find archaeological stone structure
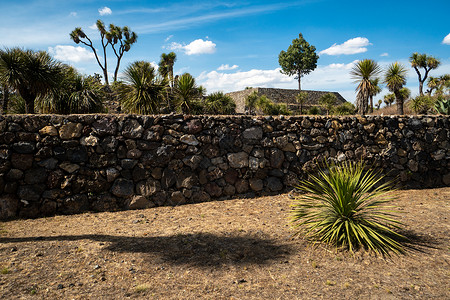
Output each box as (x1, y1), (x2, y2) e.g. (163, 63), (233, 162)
(226, 88), (347, 113)
(0, 114), (449, 220)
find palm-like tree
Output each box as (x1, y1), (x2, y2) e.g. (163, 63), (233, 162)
(350, 59), (381, 115)
(38, 66), (106, 114)
(384, 62), (408, 115)
(173, 73), (203, 114)
(118, 61), (166, 114)
(409, 53), (440, 96)
(159, 52), (177, 89)
(0, 48), (63, 114)
(204, 92), (236, 115)
(368, 78), (382, 113)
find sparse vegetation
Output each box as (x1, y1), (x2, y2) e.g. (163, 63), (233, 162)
(290, 160), (406, 255)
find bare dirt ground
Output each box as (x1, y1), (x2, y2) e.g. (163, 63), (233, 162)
(0, 187), (449, 299)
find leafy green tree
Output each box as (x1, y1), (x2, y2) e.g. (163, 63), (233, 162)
(245, 91), (259, 115)
(318, 92), (337, 115)
(204, 92), (236, 115)
(295, 91), (308, 114)
(409, 53), (440, 96)
(173, 73), (204, 114)
(384, 62), (408, 115)
(278, 33), (319, 91)
(118, 61), (166, 114)
(368, 78), (382, 113)
(350, 59), (381, 115)
(0, 47), (63, 114)
(255, 95), (289, 115)
(335, 102), (355, 115)
(70, 20), (138, 85)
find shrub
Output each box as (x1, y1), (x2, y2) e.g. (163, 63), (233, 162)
(308, 106), (321, 115)
(290, 160), (406, 255)
(409, 95), (435, 114)
(434, 96), (450, 115)
(335, 102), (356, 115)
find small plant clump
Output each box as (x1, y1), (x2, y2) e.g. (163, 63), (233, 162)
(290, 160), (406, 255)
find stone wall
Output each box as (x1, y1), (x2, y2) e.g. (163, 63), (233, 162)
(226, 88), (347, 113)
(0, 114), (449, 220)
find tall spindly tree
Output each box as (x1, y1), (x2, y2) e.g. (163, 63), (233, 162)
(368, 77), (382, 113)
(350, 59), (381, 115)
(70, 20), (137, 85)
(279, 33), (319, 91)
(384, 62), (408, 115)
(159, 52), (177, 89)
(409, 53), (440, 96)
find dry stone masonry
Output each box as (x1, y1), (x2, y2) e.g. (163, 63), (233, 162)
(0, 114), (449, 219)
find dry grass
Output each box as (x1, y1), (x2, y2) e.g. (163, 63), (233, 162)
(0, 187), (449, 299)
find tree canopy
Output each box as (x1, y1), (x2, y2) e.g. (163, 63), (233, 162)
(409, 53), (440, 96)
(70, 20), (137, 85)
(278, 33), (319, 91)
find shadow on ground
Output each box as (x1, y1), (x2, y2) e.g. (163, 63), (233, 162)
(0, 232), (292, 267)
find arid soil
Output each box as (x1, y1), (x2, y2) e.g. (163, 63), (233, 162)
(0, 187), (449, 299)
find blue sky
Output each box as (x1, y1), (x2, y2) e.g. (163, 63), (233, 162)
(1, 0), (449, 104)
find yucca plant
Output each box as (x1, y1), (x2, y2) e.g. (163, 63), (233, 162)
(290, 160), (406, 255)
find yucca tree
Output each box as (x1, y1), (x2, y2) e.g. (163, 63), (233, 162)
(368, 78), (382, 113)
(384, 62), (408, 115)
(350, 59), (381, 115)
(118, 61), (166, 114)
(290, 160), (406, 255)
(409, 53), (440, 96)
(0, 48), (63, 114)
(173, 73), (203, 114)
(159, 52), (177, 89)
(318, 92), (337, 115)
(384, 93), (395, 107)
(204, 92), (236, 115)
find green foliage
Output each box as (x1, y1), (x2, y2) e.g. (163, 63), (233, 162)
(245, 91), (259, 114)
(0, 47), (63, 113)
(37, 66), (106, 114)
(278, 33), (319, 90)
(204, 92), (236, 115)
(290, 160), (406, 255)
(295, 91), (308, 114)
(350, 59), (381, 115)
(245, 92), (289, 115)
(159, 52), (177, 89)
(434, 96), (450, 115)
(318, 93), (337, 115)
(308, 106), (321, 115)
(118, 61), (166, 114)
(335, 102), (355, 115)
(409, 53), (441, 95)
(409, 95), (435, 114)
(173, 73), (204, 114)
(384, 93), (395, 107)
(384, 62), (408, 114)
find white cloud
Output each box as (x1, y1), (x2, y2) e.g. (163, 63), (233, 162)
(166, 39), (216, 55)
(99, 7), (112, 16)
(48, 45), (95, 63)
(320, 37), (372, 55)
(165, 35), (174, 42)
(69, 12), (77, 17)
(443, 33), (450, 45)
(380, 52), (389, 57)
(89, 23), (97, 30)
(217, 64), (238, 71)
(184, 39), (216, 55)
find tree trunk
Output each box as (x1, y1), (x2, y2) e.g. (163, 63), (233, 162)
(1, 86), (9, 114)
(25, 99), (35, 114)
(113, 55), (122, 83)
(356, 91), (368, 115)
(395, 91), (404, 115)
(419, 81), (424, 96)
(369, 95), (373, 113)
(297, 72), (302, 91)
